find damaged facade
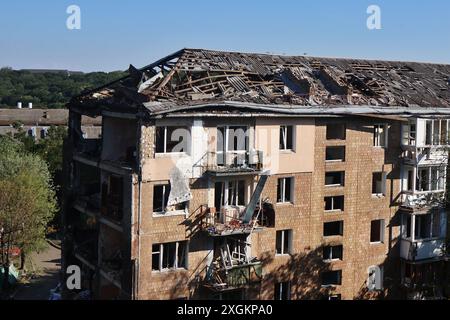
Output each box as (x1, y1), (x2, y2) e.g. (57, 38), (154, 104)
(62, 49), (450, 300)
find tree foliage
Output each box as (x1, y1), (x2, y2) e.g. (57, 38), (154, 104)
(0, 135), (57, 289)
(0, 68), (126, 109)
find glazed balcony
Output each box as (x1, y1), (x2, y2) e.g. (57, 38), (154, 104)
(400, 238), (446, 261)
(203, 151), (263, 177)
(204, 261), (263, 292)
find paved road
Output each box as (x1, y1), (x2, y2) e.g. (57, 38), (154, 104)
(13, 243), (61, 300)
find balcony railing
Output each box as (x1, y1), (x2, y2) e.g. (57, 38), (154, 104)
(205, 261), (263, 292)
(202, 151), (263, 176)
(200, 203), (274, 237)
(400, 238), (446, 261)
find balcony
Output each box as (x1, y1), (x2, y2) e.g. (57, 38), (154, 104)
(203, 151), (263, 177)
(400, 238), (446, 261)
(200, 202), (274, 237)
(205, 262), (263, 292)
(401, 148), (448, 166)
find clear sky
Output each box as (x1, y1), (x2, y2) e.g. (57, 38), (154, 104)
(1, 1), (449, 72)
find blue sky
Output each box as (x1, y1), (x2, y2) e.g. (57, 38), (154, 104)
(1, 1), (449, 72)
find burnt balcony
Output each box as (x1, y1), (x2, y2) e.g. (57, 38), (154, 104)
(203, 151), (263, 177)
(200, 202), (274, 237)
(205, 261), (263, 292)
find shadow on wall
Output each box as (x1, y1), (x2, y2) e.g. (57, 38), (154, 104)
(259, 245), (335, 300)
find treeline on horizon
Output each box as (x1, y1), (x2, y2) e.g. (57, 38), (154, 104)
(0, 67), (127, 109)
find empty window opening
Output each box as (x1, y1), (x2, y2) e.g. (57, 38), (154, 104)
(156, 126), (190, 154)
(214, 180), (246, 209)
(370, 219), (385, 243)
(152, 241), (187, 272)
(323, 245), (343, 261)
(279, 126), (294, 150)
(323, 221), (344, 237)
(325, 171), (345, 187)
(326, 124), (346, 140)
(326, 146), (345, 162)
(217, 126), (249, 153)
(276, 230), (292, 255)
(416, 168), (430, 192)
(277, 177), (293, 203)
(274, 282), (291, 300)
(373, 124), (387, 147)
(324, 196), (344, 211)
(372, 172), (386, 195)
(321, 270), (342, 286)
(153, 184), (186, 214)
(406, 169), (414, 192)
(414, 211), (441, 240)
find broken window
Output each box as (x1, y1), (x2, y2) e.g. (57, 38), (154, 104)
(402, 123), (416, 146)
(274, 282), (291, 300)
(152, 241), (187, 272)
(370, 220), (385, 243)
(324, 196), (344, 211)
(323, 245), (343, 261)
(406, 169), (414, 192)
(416, 168), (430, 192)
(279, 126), (294, 150)
(326, 124), (346, 140)
(325, 171), (345, 187)
(323, 221), (344, 237)
(325, 146), (345, 162)
(277, 177), (293, 203)
(372, 172), (386, 195)
(321, 270), (342, 286)
(217, 126), (249, 153)
(155, 126), (190, 154)
(276, 230), (292, 255)
(214, 180), (246, 209)
(415, 211), (441, 240)
(373, 124), (387, 147)
(153, 184), (186, 214)
(430, 167), (445, 191)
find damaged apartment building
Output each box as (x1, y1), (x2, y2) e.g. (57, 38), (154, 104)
(62, 49), (450, 300)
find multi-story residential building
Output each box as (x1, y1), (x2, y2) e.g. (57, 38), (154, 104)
(0, 108), (101, 139)
(62, 49), (450, 300)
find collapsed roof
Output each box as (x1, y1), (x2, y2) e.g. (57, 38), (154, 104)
(70, 49), (450, 117)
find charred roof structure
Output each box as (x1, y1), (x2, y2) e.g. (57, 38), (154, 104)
(70, 48), (450, 117)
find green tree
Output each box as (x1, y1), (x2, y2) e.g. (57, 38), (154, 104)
(0, 136), (57, 294)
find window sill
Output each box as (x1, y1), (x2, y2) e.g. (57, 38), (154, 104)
(279, 149), (296, 154)
(325, 160), (345, 163)
(325, 210), (343, 214)
(153, 210), (187, 218)
(276, 202), (294, 206)
(370, 241), (384, 245)
(325, 184), (345, 188)
(155, 152), (189, 158)
(323, 259), (343, 263)
(152, 268), (187, 274)
(275, 253), (291, 258)
(371, 194), (385, 199)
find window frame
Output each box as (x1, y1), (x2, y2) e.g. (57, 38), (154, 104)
(274, 281), (291, 300)
(370, 219), (385, 244)
(279, 125), (294, 151)
(323, 245), (343, 262)
(373, 124), (388, 148)
(323, 221), (344, 237)
(276, 229), (293, 256)
(372, 172), (387, 197)
(321, 270), (342, 287)
(151, 241), (188, 272)
(324, 195), (345, 212)
(277, 177), (294, 204)
(325, 171), (345, 187)
(155, 126), (190, 155)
